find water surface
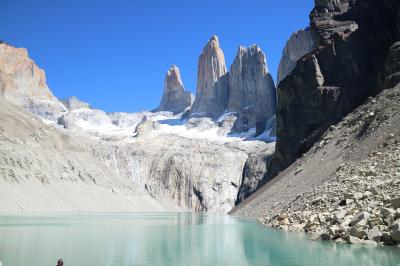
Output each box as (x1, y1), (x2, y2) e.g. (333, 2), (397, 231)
(0, 213), (399, 266)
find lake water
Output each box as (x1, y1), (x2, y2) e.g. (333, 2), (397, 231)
(0, 213), (399, 266)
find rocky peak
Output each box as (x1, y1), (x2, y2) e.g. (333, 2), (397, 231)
(61, 96), (91, 110)
(277, 28), (315, 84)
(190, 35), (228, 116)
(228, 45), (276, 133)
(0, 42), (66, 120)
(156, 65), (193, 114)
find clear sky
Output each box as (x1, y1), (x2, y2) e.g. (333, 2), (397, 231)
(0, 0), (313, 113)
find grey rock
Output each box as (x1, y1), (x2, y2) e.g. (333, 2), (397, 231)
(361, 240), (378, 246)
(350, 211), (369, 226)
(390, 227), (400, 242)
(61, 96), (90, 110)
(191, 35), (228, 117)
(277, 28), (315, 84)
(367, 229), (382, 242)
(381, 232), (395, 245)
(228, 45), (277, 134)
(185, 117), (215, 132)
(156, 65), (193, 114)
(391, 197), (400, 209)
(348, 236), (362, 244)
(135, 116), (160, 137)
(320, 232), (331, 240)
(349, 226), (366, 238)
(381, 207), (396, 218)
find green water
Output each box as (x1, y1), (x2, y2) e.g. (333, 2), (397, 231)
(0, 213), (399, 266)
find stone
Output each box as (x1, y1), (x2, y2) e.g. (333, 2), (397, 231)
(345, 192), (363, 200)
(361, 240), (378, 246)
(389, 219), (400, 231)
(0, 42), (66, 120)
(335, 210), (347, 220)
(381, 232), (394, 245)
(61, 96), (90, 110)
(368, 218), (384, 227)
(350, 211), (370, 226)
(228, 45), (277, 134)
(277, 28), (315, 84)
(329, 225), (340, 236)
(381, 207), (396, 218)
(391, 198), (400, 209)
(349, 226), (366, 238)
(367, 229), (382, 242)
(341, 215), (353, 227)
(155, 65), (194, 114)
(391, 230), (400, 242)
(348, 236), (362, 244)
(191, 35), (228, 117)
(320, 232), (331, 240)
(134, 116), (160, 138)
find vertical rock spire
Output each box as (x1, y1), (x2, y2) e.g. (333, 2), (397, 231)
(156, 65), (193, 114)
(228, 45), (277, 133)
(191, 35), (228, 117)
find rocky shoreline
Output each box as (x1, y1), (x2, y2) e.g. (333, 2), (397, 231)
(262, 136), (400, 246)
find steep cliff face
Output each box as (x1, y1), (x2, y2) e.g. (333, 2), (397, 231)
(191, 35), (228, 117)
(0, 42), (66, 120)
(277, 28), (315, 85)
(228, 45), (276, 133)
(156, 65), (193, 114)
(270, 0), (400, 177)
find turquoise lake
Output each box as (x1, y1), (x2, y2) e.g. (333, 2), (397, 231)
(0, 213), (399, 266)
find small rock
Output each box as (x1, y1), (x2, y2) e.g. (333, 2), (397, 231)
(361, 240), (378, 246)
(391, 198), (400, 209)
(368, 217), (383, 227)
(344, 192), (363, 200)
(320, 232), (331, 240)
(341, 215), (353, 227)
(381, 207), (396, 218)
(348, 236), (362, 244)
(335, 210), (347, 220)
(381, 232), (394, 245)
(390, 229), (400, 242)
(350, 211), (370, 226)
(350, 226), (366, 238)
(367, 229), (382, 242)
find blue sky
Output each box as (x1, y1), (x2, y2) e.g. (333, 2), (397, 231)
(0, 0), (313, 113)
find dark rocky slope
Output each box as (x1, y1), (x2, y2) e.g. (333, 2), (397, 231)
(269, 0), (400, 179)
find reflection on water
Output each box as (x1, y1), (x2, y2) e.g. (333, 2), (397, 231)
(0, 213), (399, 266)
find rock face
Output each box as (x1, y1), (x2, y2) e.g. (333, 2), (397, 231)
(191, 35), (228, 117)
(277, 28), (315, 84)
(190, 36), (277, 135)
(156, 65), (193, 114)
(228, 45), (277, 133)
(0, 42), (66, 120)
(61, 96), (91, 110)
(270, 0), (400, 177)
